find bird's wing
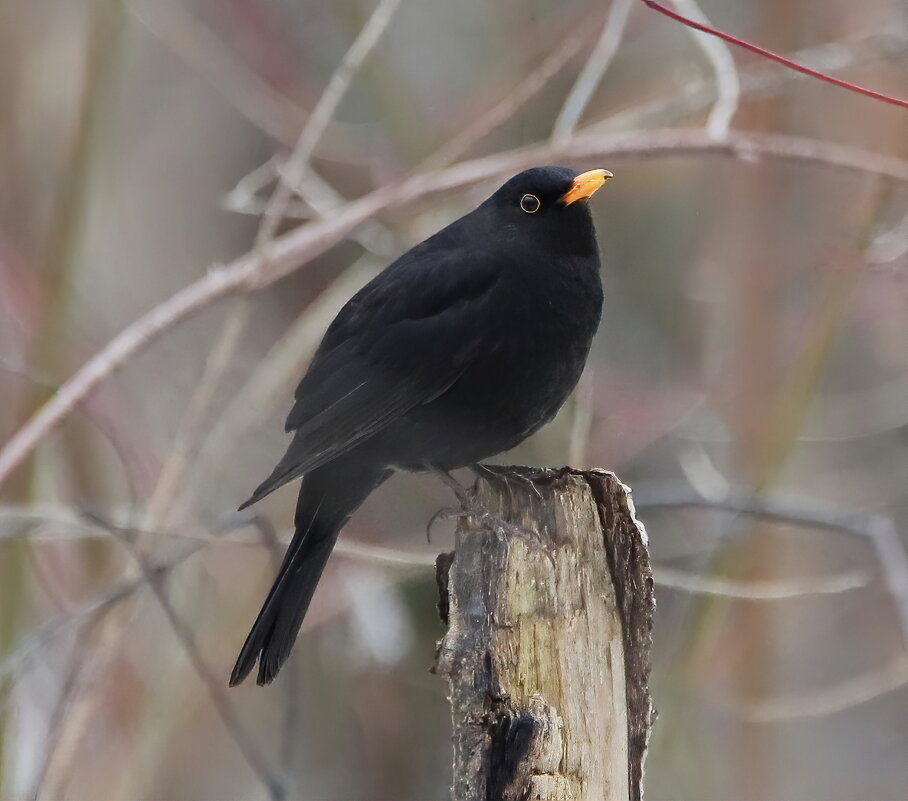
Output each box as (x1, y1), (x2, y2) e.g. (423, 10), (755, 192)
(239, 247), (500, 508)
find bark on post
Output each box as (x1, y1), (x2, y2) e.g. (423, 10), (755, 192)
(434, 467), (655, 801)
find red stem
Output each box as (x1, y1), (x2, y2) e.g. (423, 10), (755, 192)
(641, 0), (908, 110)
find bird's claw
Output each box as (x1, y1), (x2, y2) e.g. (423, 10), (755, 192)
(426, 505), (462, 542)
(471, 463), (545, 501)
(430, 467), (553, 564)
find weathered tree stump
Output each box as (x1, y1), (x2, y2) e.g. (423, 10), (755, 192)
(434, 467), (655, 801)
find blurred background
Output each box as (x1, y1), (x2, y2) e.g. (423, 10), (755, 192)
(2, 0), (908, 798)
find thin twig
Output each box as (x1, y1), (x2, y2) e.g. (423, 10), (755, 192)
(595, 24), (908, 132)
(0, 505), (878, 604)
(865, 516), (908, 650)
(128, 0), (307, 146)
(551, 0), (634, 142)
(255, 0), (402, 249)
(333, 538), (437, 567)
(634, 481), (908, 646)
(335, 538), (868, 599)
(736, 653), (908, 722)
(227, 160), (395, 256)
(424, 30), (587, 168)
(99, 517), (286, 799)
(640, 0), (908, 108)
(187, 260), (377, 510)
(654, 566), (867, 600)
(29, 616), (105, 801)
(223, 156), (307, 217)
(35, 605), (124, 801)
(634, 481), (880, 538)
(3, 128), (908, 489)
(668, 0), (739, 138)
(144, 299), (252, 527)
(0, 538), (208, 683)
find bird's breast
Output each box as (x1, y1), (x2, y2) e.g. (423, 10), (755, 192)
(454, 256), (602, 417)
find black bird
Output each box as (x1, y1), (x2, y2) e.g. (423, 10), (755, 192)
(230, 166), (611, 687)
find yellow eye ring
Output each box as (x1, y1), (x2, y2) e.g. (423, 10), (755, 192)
(520, 194), (541, 213)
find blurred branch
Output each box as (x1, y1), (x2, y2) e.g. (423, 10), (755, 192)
(96, 516), (285, 800)
(255, 0), (402, 249)
(144, 300), (251, 527)
(867, 206), (908, 265)
(424, 29), (586, 168)
(634, 481), (908, 647)
(227, 162), (395, 256)
(0, 354), (140, 510)
(551, 0), (634, 142)
(654, 566), (867, 600)
(3, 128), (908, 489)
(30, 614), (108, 801)
(129, 0), (307, 146)
(3, 3), (126, 794)
(634, 481), (884, 540)
(640, 0), (908, 108)
(185, 261), (376, 514)
(223, 156), (312, 219)
(333, 538), (437, 567)
(567, 370), (595, 467)
(0, 538), (208, 684)
(598, 25), (908, 131)
(334, 536), (868, 599)
(208, 0), (404, 526)
(668, 0), (739, 138)
(736, 653), (908, 722)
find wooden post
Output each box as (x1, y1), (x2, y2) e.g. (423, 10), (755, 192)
(434, 467), (655, 801)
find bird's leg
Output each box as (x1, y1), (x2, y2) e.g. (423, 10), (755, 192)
(471, 463), (544, 501)
(430, 468), (552, 560)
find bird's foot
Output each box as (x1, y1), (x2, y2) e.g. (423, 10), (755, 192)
(430, 468), (553, 562)
(426, 505), (463, 542)
(470, 463), (545, 501)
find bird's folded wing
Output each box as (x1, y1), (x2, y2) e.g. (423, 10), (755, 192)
(240, 260), (498, 508)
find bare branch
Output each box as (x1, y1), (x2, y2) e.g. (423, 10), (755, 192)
(144, 299), (252, 527)
(29, 616), (108, 800)
(640, 0), (908, 108)
(255, 0), (402, 249)
(335, 535), (868, 600)
(424, 30), (586, 168)
(2, 128), (908, 489)
(333, 538), (437, 568)
(0, 539), (207, 683)
(865, 516), (908, 650)
(128, 0), (307, 146)
(551, 0), (634, 142)
(634, 481), (908, 647)
(596, 25), (908, 132)
(634, 481), (880, 538)
(186, 261), (377, 511)
(737, 653), (908, 722)
(668, 0), (739, 138)
(100, 517), (285, 799)
(654, 566), (867, 600)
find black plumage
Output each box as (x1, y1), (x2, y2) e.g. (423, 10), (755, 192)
(230, 166), (611, 687)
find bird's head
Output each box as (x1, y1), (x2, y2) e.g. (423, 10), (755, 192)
(479, 165), (612, 257)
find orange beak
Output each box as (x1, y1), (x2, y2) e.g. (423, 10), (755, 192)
(560, 168), (613, 205)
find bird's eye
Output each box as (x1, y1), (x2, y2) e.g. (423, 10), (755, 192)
(520, 194), (541, 214)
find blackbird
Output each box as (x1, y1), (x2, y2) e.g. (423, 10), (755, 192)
(230, 166), (611, 687)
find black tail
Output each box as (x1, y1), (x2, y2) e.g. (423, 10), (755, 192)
(230, 457), (390, 687)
